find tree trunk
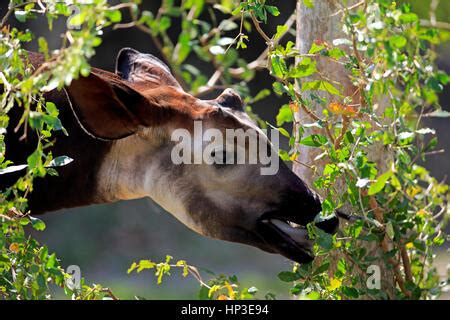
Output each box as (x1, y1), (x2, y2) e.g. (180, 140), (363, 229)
(292, 0), (396, 299)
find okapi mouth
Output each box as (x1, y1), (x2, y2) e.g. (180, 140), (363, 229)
(257, 211), (339, 264)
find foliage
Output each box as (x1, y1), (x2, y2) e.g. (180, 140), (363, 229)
(0, 0), (124, 299)
(255, 0), (448, 299)
(1, 0), (448, 300)
(127, 255), (272, 300)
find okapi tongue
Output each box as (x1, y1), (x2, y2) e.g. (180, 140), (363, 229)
(269, 219), (311, 248)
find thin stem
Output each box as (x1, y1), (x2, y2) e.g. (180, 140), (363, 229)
(101, 288), (119, 300)
(331, 0), (365, 17)
(369, 196), (412, 298)
(250, 12), (272, 46)
(228, 13), (296, 78)
(400, 246), (413, 283)
(334, 116), (349, 149)
(420, 19), (450, 30)
(429, 0), (440, 26)
(293, 159), (314, 170)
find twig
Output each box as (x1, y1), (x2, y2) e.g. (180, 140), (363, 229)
(250, 12), (272, 46)
(400, 246), (413, 283)
(167, 264), (211, 289)
(334, 116), (349, 149)
(101, 288), (119, 300)
(228, 13), (296, 78)
(198, 12), (296, 95)
(420, 19), (450, 30)
(424, 149), (445, 157)
(369, 196), (412, 298)
(293, 159), (314, 170)
(429, 0), (440, 26)
(109, 3), (135, 11)
(284, 80), (335, 144)
(330, 1), (365, 17)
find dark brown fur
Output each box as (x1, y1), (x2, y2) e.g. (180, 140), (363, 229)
(1, 51), (214, 214)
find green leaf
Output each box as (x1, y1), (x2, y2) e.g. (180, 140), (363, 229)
(278, 271), (300, 282)
(274, 25), (288, 40)
(307, 291), (320, 300)
(303, 0), (314, 8)
(341, 286), (359, 298)
(272, 82), (287, 95)
(276, 104), (294, 126)
(105, 9), (122, 23)
(424, 137), (438, 152)
(313, 261), (330, 274)
(27, 149), (42, 169)
(38, 37), (49, 59)
(301, 80), (342, 96)
(265, 6), (280, 17)
(48, 156), (73, 167)
(45, 102), (58, 116)
(278, 149), (290, 161)
(385, 221), (395, 240)
(252, 89), (271, 102)
(68, 12), (86, 27)
(300, 134), (328, 147)
(14, 10), (28, 23)
(42, 115), (63, 131)
(368, 171), (393, 195)
(198, 286), (210, 300)
(327, 47), (345, 60)
(278, 127), (290, 138)
(127, 262), (138, 274)
(290, 58), (317, 78)
(46, 253), (56, 269)
(270, 55), (288, 78)
(399, 13), (418, 24)
(159, 16), (171, 32)
(176, 32), (191, 64)
(137, 259), (156, 272)
(309, 42), (326, 54)
(413, 239), (426, 252)
(30, 217), (46, 231)
(315, 229), (333, 250)
(389, 35), (407, 48)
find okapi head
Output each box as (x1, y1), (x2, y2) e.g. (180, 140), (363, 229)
(8, 48), (339, 263)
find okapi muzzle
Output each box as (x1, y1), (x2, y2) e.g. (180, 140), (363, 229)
(2, 48), (339, 264)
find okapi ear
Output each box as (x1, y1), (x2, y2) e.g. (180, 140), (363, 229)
(216, 88), (244, 111)
(115, 47), (181, 89)
(66, 72), (155, 140)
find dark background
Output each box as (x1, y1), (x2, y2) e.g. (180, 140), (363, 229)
(1, 1), (448, 299)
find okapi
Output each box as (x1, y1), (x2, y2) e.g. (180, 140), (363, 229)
(1, 48), (340, 263)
